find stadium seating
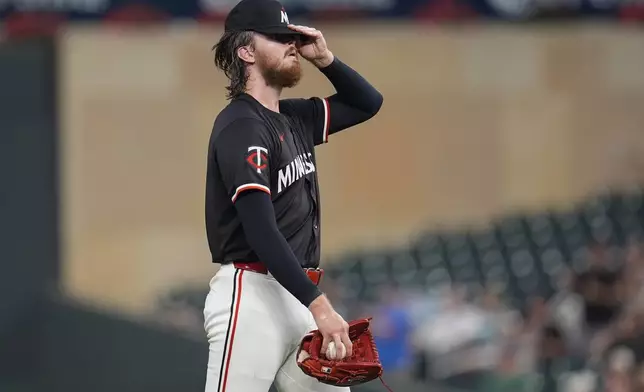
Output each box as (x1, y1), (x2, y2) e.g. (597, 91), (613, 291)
(324, 186), (644, 311)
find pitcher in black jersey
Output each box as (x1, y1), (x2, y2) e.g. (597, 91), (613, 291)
(203, 0), (382, 390)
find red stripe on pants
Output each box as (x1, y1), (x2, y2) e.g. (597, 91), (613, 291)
(221, 269), (244, 392)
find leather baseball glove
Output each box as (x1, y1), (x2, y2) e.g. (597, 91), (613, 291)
(296, 317), (393, 390)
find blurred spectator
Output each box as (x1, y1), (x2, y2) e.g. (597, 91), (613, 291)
(371, 284), (414, 373)
(411, 286), (496, 388)
(479, 297), (539, 392)
(413, 286), (482, 354)
(574, 242), (625, 330)
(604, 346), (636, 392)
(480, 288), (522, 346)
(623, 241), (644, 313)
(406, 286), (442, 329)
(548, 270), (587, 357)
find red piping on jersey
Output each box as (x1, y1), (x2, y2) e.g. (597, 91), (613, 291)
(323, 97), (330, 143)
(231, 184), (270, 203)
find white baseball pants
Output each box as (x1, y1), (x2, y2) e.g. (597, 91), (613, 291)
(203, 264), (350, 392)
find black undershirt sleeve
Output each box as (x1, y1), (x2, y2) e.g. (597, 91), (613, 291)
(278, 57), (382, 145)
(234, 190), (323, 308)
(320, 57), (384, 135)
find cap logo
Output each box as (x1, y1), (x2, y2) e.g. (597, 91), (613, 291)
(280, 8), (289, 24)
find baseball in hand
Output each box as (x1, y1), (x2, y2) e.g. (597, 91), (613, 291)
(326, 341), (346, 360)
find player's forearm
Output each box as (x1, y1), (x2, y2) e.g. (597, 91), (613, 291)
(319, 56), (383, 116)
(235, 191), (323, 307)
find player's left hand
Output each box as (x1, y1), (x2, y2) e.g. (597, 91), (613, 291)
(287, 24), (334, 69)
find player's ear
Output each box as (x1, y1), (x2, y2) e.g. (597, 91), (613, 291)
(237, 45), (255, 64)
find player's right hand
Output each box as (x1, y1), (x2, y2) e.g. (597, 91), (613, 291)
(309, 295), (353, 360)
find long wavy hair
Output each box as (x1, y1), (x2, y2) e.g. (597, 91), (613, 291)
(212, 31), (255, 100)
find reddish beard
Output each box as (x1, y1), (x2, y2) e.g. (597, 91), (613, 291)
(256, 50), (302, 89)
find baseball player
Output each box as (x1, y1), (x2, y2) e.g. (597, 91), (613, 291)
(203, 0), (383, 390)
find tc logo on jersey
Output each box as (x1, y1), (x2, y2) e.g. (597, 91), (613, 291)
(247, 146), (268, 174)
(280, 8), (289, 24)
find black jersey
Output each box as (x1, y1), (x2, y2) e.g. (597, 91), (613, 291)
(205, 93), (330, 268)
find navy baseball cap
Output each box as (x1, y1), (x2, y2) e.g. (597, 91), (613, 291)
(225, 0), (306, 37)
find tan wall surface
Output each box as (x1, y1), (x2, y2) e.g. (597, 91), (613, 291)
(58, 23), (644, 313)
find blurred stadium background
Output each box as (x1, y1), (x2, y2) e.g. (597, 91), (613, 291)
(2, 1), (644, 391)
